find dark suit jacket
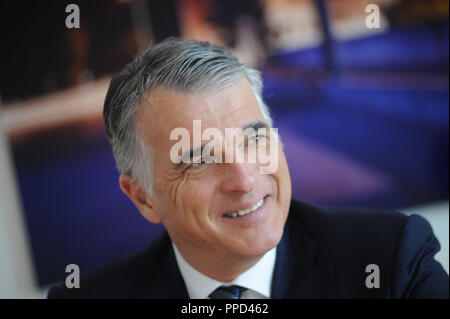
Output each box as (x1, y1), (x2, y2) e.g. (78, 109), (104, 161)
(47, 199), (449, 298)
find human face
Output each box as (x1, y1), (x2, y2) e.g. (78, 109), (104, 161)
(137, 79), (292, 264)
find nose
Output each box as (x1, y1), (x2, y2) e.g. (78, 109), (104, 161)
(220, 162), (258, 194)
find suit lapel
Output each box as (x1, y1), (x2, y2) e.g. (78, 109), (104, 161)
(141, 231), (189, 298)
(271, 207), (335, 298)
(166, 242), (190, 298)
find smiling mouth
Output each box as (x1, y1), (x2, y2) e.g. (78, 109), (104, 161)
(223, 197), (265, 218)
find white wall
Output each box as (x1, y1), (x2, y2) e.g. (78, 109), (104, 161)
(0, 107), (38, 298)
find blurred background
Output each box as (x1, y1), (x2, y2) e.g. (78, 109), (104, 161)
(0, 0), (448, 298)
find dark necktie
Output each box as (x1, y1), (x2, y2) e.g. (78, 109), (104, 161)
(209, 285), (248, 299)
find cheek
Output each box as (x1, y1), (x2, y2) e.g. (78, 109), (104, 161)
(178, 174), (218, 215)
(152, 167), (187, 221)
(166, 177), (220, 244)
(274, 149), (292, 204)
(278, 149), (291, 179)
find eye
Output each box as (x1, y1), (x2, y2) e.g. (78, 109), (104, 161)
(247, 134), (266, 145)
(190, 157), (209, 169)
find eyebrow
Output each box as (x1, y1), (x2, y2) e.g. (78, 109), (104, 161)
(243, 120), (268, 132)
(175, 120), (269, 166)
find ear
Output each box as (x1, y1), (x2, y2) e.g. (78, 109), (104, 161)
(119, 174), (162, 224)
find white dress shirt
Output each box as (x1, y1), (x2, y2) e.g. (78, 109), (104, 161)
(172, 242), (276, 299)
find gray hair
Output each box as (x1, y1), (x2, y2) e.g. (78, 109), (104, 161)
(103, 38), (274, 195)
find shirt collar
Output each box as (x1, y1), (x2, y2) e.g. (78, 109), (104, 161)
(172, 242), (276, 299)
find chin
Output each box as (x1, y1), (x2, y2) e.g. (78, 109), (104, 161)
(235, 228), (284, 258)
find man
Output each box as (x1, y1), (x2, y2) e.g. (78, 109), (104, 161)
(48, 38), (448, 299)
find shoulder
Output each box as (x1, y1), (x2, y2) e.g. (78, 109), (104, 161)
(285, 198), (412, 277)
(287, 198), (449, 298)
(47, 231), (173, 299)
(287, 198), (409, 250)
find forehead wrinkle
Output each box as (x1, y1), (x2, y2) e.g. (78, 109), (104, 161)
(145, 79), (255, 130)
(168, 95), (225, 131)
(198, 86), (255, 128)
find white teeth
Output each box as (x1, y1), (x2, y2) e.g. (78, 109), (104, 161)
(226, 198), (264, 218)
